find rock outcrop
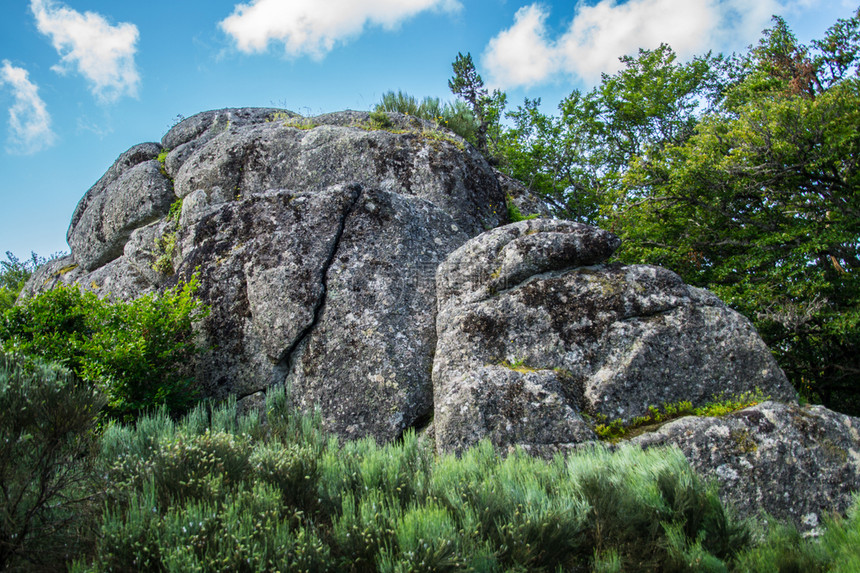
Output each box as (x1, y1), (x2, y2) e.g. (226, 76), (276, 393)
(632, 401), (860, 533)
(432, 218), (795, 455)
(29, 108), (505, 442)
(23, 107), (860, 532)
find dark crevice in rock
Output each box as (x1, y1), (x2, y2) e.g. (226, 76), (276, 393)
(485, 267), (583, 301)
(396, 409), (434, 443)
(264, 184), (365, 393)
(618, 305), (683, 323)
(236, 388), (262, 401)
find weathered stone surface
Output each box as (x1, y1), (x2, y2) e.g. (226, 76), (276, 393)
(68, 142), (162, 236)
(20, 255), (85, 296)
(171, 184), (360, 400)
(433, 218), (795, 454)
(20, 253), (154, 301)
(494, 168), (553, 219)
(173, 111), (502, 237)
(437, 218), (621, 309)
(68, 159), (175, 271)
(286, 187), (469, 441)
(433, 364), (597, 457)
(631, 401), (860, 532)
(162, 108), (293, 177)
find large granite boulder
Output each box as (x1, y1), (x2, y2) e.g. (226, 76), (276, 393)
(28, 108), (505, 443)
(67, 143), (175, 271)
(432, 218), (796, 454)
(632, 401), (860, 533)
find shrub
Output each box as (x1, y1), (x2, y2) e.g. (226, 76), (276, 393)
(374, 90), (479, 143)
(0, 251), (52, 312)
(0, 353), (104, 571)
(0, 276), (208, 420)
(505, 195), (538, 222)
(70, 385), (860, 572)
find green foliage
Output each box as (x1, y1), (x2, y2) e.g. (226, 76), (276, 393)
(74, 390), (762, 572)
(166, 196), (183, 222)
(448, 52), (507, 157)
(820, 494), (860, 572)
(374, 90), (479, 144)
(592, 390), (769, 441)
(0, 251), (51, 312)
(156, 148), (171, 179)
(0, 276), (208, 420)
(368, 109), (393, 129)
(505, 195), (538, 223)
(0, 353), (104, 570)
(375, 90), (442, 119)
(732, 519), (830, 572)
(152, 228), (178, 275)
(612, 13), (860, 414)
(495, 44), (722, 223)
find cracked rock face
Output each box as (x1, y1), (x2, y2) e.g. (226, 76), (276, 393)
(432, 218), (796, 454)
(631, 401), (860, 533)
(29, 108), (504, 443)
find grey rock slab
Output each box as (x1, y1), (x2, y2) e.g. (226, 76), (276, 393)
(68, 160), (176, 271)
(437, 218), (621, 309)
(173, 185), (360, 400)
(20, 253), (154, 302)
(631, 401), (860, 532)
(68, 142), (162, 238)
(173, 117), (505, 236)
(433, 220), (795, 454)
(19, 255), (85, 298)
(287, 187), (470, 443)
(162, 108), (293, 177)
(433, 364), (596, 456)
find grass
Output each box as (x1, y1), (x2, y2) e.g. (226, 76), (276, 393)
(354, 111), (467, 150)
(592, 389), (770, 441)
(270, 111), (317, 130)
(498, 356), (540, 373)
(2, 354), (858, 571)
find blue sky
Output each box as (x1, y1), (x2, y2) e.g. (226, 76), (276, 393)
(1, 0), (856, 258)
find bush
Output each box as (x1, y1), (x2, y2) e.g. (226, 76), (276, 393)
(17, 381), (854, 572)
(0, 251), (54, 313)
(374, 90), (478, 144)
(77, 389), (760, 572)
(0, 276), (208, 420)
(0, 352), (104, 571)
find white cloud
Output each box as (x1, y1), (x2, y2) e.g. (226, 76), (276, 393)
(558, 0), (720, 81)
(30, 0), (140, 102)
(483, 5), (560, 87)
(483, 0), (809, 88)
(220, 0), (463, 59)
(0, 61), (56, 155)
